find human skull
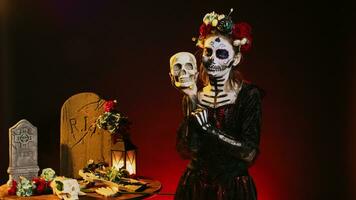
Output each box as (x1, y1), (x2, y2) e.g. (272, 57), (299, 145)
(202, 35), (240, 77)
(169, 52), (198, 88)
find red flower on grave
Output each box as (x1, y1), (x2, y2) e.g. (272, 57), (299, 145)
(97, 98), (131, 141)
(104, 100), (117, 112)
(7, 180), (17, 195)
(32, 177), (47, 194)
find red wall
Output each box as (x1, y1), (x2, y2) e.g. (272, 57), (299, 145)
(0, 1), (354, 199)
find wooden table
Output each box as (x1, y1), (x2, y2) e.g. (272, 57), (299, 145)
(0, 179), (161, 200)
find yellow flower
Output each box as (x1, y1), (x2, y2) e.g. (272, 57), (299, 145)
(212, 19), (218, 27)
(196, 39), (204, 48)
(203, 18), (210, 25)
(203, 11), (218, 25)
(218, 14), (225, 20)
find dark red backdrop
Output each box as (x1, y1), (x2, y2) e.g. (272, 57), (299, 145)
(0, 1), (355, 200)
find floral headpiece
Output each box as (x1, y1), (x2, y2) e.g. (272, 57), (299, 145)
(194, 9), (252, 53)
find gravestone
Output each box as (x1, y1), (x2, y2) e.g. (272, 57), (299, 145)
(7, 119), (40, 182)
(60, 93), (111, 178)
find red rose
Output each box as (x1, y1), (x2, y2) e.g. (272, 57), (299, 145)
(199, 23), (212, 38)
(232, 22), (252, 39)
(7, 180), (17, 195)
(32, 177), (47, 194)
(104, 100), (117, 112)
(37, 184), (45, 194)
(232, 22), (253, 53)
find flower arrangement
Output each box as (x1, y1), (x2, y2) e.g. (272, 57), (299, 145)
(96, 100), (131, 142)
(32, 177), (51, 195)
(82, 160), (130, 183)
(194, 9), (253, 53)
(7, 168), (56, 197)
(15, 177), (34, 197)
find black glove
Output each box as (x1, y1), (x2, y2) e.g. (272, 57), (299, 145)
(190, 107), (257, 163)
(190, 107), (242, 147)
(190, 107), (211, 132)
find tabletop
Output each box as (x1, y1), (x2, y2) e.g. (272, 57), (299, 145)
(0, 179), (161, 200)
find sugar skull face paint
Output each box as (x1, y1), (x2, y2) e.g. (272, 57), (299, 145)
(202, 35), (235, 77)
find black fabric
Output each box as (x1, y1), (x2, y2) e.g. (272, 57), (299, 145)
(175, 82), (263, 200)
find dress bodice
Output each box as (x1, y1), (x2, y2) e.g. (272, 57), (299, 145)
(176, 82), (264, 178)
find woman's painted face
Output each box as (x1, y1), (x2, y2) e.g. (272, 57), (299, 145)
(202, 35), (235, 78)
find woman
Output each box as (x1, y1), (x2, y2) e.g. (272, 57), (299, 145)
(174, 10), (263, 200)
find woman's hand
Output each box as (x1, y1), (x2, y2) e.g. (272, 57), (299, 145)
(180, 84), (198, 98)
(190, 107), (212, 132)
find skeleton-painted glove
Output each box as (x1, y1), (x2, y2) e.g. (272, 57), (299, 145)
(190, 107), (256, 163)
(191, 107), (242, 146)
(190, 107), (211, 132)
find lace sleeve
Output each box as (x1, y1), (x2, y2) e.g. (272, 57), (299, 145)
(235, 86), (263, 163)
(176, 96), (200, 159)
(201, 86), (263, 164)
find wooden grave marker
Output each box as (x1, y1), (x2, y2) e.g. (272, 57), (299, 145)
(60, 93), (111, 178)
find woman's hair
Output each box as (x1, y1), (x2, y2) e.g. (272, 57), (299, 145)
(198, 63), (244, 89)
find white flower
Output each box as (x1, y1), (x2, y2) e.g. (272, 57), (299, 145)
(87, 159), (94, 165)
(233, 39), (241, 46)
(41, 168), (56, 182)
(218, 14), (225, 20)
(16, 177), (33, 197)
(241, 38), (248, 45)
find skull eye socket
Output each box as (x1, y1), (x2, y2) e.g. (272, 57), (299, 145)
(184, 63), (193, 70)
(173, 63), (182, 71)
(216, 49), (229, 59)
(204, 48), (213, 57)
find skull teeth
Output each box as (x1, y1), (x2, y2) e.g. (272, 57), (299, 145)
(207, 65), (226, 72)
(179, 77), (190, 82)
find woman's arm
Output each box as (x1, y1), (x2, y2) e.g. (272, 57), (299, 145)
(182, 95), (198, 117)
(191, 87), (262, 164)
(176, 96), (200, 159)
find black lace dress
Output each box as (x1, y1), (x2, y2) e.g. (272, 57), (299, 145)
(175, 82), (263, 200)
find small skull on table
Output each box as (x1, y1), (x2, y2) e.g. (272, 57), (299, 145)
(51, 177), (84, 200)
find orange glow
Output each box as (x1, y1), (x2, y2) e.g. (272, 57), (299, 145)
(112, 150), (136, 175)
(125, 151), (136, 174)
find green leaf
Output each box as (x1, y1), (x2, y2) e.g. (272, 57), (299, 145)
(55, 181), (63, 191)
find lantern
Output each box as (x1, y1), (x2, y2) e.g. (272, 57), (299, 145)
(111, 138), (137, 175)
